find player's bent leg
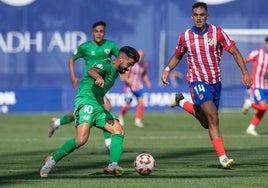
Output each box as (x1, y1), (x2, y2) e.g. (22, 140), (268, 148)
(40, 138), (79, 177)
(194, 106), (209, 129)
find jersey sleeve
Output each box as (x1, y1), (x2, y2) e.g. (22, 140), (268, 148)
(72, 43), (86, 60)
(91, 60), (109, 74)
(175, 32), (187, 55)
(217, 27), (235, 51)
(247, 49), (259, 62)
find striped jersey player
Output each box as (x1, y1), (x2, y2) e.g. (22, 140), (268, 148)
(242, 37), (268, 136)
(161, 2), (252, 169)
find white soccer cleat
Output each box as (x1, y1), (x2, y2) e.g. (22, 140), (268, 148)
(104, 165), (124, 176)
(40, 156), (56, 178)
(242, 98), (252, 115)
(118, 114), (125, 126)
(221, 158), (234, 169)
(170, 93), (184, 108)
(134, 119), (144, 128)
(135, 121), (144, 128)
(48, 118), (59, 137)
(246, 129), (259, 136)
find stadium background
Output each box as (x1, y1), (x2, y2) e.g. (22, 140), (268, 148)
(0, 0), (267, 113)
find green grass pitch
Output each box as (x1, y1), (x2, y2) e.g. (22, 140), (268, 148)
(1, 111), (268, 188)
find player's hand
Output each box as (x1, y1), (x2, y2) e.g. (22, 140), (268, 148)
(241, 71), (252, 89)
(161, 71), (169, 86)
(71, 77), (80, 90)
(95, 77), (104, 88)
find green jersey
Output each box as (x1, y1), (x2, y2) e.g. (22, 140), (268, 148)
(73, 39), (119, 72)
(75, 59), (119, 107)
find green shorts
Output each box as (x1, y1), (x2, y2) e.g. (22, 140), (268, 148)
(74, 103), (116, 129)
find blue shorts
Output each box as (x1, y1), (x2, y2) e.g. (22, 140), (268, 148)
(189, 81), (221, 109)
(252, 88), (268, 103)
(124, 89), (144, 104)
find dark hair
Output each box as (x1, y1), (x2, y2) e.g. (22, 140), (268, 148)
(120, 46), (140, 62)
(192, 2), (207, 12)
(265, 37), (268, 42)
(92, 21), (106, 29)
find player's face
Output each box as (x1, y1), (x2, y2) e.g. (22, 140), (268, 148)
(191, 7), (208, 32)
(117, 56), (136, 74)
(92, 25), (105, 44)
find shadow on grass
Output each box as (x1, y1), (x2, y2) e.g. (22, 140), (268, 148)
(1, 146), (268, 187)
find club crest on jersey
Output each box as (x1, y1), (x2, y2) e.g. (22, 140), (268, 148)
(91, 51), (96, 56)
(199, 93), (204, 100)
(208, 38), (215, 46)
(96, 64), (103, 69)
(104, 49), (111, 54)
(83, 115), (90, 121)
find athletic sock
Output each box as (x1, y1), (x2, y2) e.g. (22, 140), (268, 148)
(212, 137), (226, 157)
(136, 104), (144, 119)
(179, 99), (194, 115)
(52, 138), (78, 162)
(121, 106), (128, 116)
(109, 134), (124, 163)
(250, 110), (266, 127)
(60, 114), (73, 126)
(251, 103), (267, 111)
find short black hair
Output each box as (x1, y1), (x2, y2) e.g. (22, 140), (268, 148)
(92, 21), (106, 29)
(265, 36), (268, 42)
(192, 2), (207, 12)
(120, 46), (140, 62)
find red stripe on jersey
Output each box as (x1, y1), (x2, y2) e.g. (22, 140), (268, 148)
(248, 49), (268, 89)
(175, 24), (235, 84)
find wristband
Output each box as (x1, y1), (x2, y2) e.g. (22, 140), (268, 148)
(164, 66), (170, 71)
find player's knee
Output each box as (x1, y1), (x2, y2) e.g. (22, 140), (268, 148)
(75, 136), (88, 147)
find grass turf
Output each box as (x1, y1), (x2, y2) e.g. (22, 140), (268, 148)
(0, 111), (268, 188)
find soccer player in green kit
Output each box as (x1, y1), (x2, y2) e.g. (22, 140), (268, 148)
(40, 46), (140, 177)
(48, 21), (119, 151)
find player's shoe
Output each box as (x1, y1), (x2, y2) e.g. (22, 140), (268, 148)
(221, 158), (234, 169)
(118, 114), (125, 126)
(48, 118), (59, 137)
(246, 129), (259, 136)
(40, 156), (56, 177)
(104, 165), (124, 176)
(135, 121), (144, 128)
(242, 98), (251, 115)
(170, 93), (184, 108)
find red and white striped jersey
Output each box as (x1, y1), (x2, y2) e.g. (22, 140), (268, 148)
(247, 48), (268, 89)
(175, 24), (235, 84)
(124, 61), (148, 92)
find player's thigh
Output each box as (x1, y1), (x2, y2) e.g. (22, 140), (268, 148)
(104, 119), (124, 135)
(76, 123), (91, 145)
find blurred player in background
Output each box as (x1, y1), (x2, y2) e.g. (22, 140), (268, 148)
(161, 2), (252, 168)
(169, 70), (184, 88)
(242, 36), (268, 136)
(40, 46), (140, 178)
(48, 21), (119, 151)
(118, 50), (151, 127)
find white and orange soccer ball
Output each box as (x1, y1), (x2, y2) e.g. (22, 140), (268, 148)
(134, 153), (156, 175)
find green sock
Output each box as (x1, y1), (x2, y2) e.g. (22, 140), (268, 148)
(102, 130), (111, 139)
(52, 138), (78, 162)
(60, 114), (73, 126)
(109, 134), (124, 163)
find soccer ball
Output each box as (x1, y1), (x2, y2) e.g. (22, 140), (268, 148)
(134, 153), (156, 175)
